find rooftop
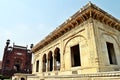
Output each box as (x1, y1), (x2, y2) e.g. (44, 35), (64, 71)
(32, 2), (120, 52)
(13, 45), (27, 50)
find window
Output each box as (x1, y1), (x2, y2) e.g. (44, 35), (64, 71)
(71, 44), (81, 67)
(36, 60), (39, 72)
(106, 42), (117, 65)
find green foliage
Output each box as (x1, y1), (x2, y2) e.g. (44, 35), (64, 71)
(0, 74), (10, 79)
(4, 79), (12, 80)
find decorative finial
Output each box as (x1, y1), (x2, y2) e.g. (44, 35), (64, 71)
(6, 39), (10, 45)
(88, 1), (92, 6)
(30, 44), (34, 49)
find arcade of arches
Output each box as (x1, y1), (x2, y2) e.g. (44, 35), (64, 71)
(36, 47), (61, 72)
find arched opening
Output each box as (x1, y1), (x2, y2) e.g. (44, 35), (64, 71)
(54, 48), (61, 71)
(48, 51), (53, 71)
(21, 77), (25, 80)
(14, 58), (22, 72)
(64, 36), (86, 69)
(14, 64), (20, 71)
(101, 33), (119, 66)
(42, 54), (47, 72)
(36, 60), (39, 72)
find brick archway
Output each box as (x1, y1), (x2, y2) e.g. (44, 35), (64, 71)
(14, 58), (22, 72)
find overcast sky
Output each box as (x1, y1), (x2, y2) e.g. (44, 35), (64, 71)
(0, 0), (120, 60)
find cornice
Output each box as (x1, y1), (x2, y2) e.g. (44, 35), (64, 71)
(32, 2), (120, 53)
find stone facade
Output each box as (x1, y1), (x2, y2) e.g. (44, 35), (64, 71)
(12, 2), (120, 80)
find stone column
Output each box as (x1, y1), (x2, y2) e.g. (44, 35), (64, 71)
(41, 60), (43, 73)
(47, 58), (50, 72)
(52, 54), (55, 71)
(60, 50), (65, 71)
(42, 61), (46, 72)
(54, 56), (57, 71)
(53, 54), (57, 71)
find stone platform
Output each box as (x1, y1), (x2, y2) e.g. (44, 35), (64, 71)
(13, 71), (120, 80)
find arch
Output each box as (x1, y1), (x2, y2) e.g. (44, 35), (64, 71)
(36, 60), (39, 72)
(54, 47), (61, 71)
(100, 32), (120, 47)
(63, 35), (87, 69)
(63, 35), (87, 55)
(100, 33), (120, 65)
(14, 58), (22, 72)
(21, 78), (25, 80)
(42, 54), (47, 72)
(48, 51), (53, 71)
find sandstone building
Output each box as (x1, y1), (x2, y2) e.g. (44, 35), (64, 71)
(2, 40), (32, 77)
(13, 2), (120, 80)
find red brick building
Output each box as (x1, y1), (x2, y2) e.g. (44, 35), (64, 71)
(2, 40), (33, 77)
(0, 61), (2, 74)
(0, 61), (2, 69)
